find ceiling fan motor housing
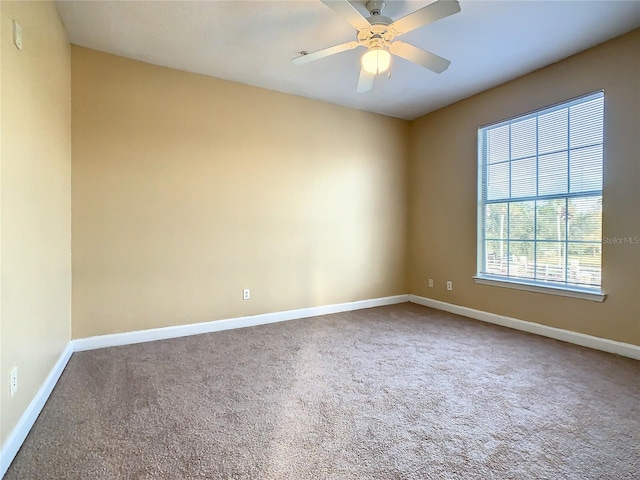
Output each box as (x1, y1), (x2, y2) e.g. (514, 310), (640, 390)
(357, 21), (395, 45)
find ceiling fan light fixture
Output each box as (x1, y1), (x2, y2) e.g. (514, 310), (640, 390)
(361, 47), (391, 75)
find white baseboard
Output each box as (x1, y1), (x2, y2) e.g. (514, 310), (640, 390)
(73, 295), (410, 352)
(409, 294), (640, 360)
(0, 342), (73, 478)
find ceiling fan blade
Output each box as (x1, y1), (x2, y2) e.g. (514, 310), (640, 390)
(292, 41), (359, 65)
(390, 41), (451, 73)
(357, 67), (374, 93)
(390, 0), (461, 36)
(321, 0), (371, 31)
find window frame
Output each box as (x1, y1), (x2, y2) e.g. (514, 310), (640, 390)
(474, 91), (606, 302)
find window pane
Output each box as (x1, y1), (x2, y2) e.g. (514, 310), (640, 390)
(509, 201), (535, 240)
(536, 198), (566, 241)
(511, 117), (536, 159)
(487, 162), (509, 200)
(570, 145), (602, 193)
(487, 125), (509, 164)
(484, 240), (507, 275)
(511, 157), (537, 198)
(484, 203), (508, 240)
(538, 151), (568, 196)
(507, 241), (534, 279)
(536, 241), (566, 282)
(567, 197), (602, 242)
(568, 243), (601, 286)
(539, 108), (568, 154)
(570, 97), (603, 149)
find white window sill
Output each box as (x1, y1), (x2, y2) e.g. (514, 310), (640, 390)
(473, 276), (606, 302)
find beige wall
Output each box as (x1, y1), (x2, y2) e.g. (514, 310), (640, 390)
(71, 47), (409, 338)
(0, 0), (72, 447)
(408, 30), (640, 346)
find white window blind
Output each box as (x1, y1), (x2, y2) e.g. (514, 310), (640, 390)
(477, 91), (604, 292)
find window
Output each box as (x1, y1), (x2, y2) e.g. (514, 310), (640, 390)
(476, 92), (604, 301)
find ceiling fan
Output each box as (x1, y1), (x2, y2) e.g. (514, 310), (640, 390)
(292, 0), (461, 92)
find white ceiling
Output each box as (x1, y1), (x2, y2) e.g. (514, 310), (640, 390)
(55, 1), (640, 120)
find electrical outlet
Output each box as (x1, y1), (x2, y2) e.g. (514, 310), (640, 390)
(10, 367), (18, 397)
(243, 289), (250, 300)
(446, 281), (453, 291)
(428, 278), (434, 288)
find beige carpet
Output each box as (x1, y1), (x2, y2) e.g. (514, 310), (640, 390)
(5, 303), (640, 479)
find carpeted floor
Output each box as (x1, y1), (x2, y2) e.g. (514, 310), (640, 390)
(5, 303), (640, 479)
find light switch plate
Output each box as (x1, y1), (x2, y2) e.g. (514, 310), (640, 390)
(13, 20), (23, 50)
